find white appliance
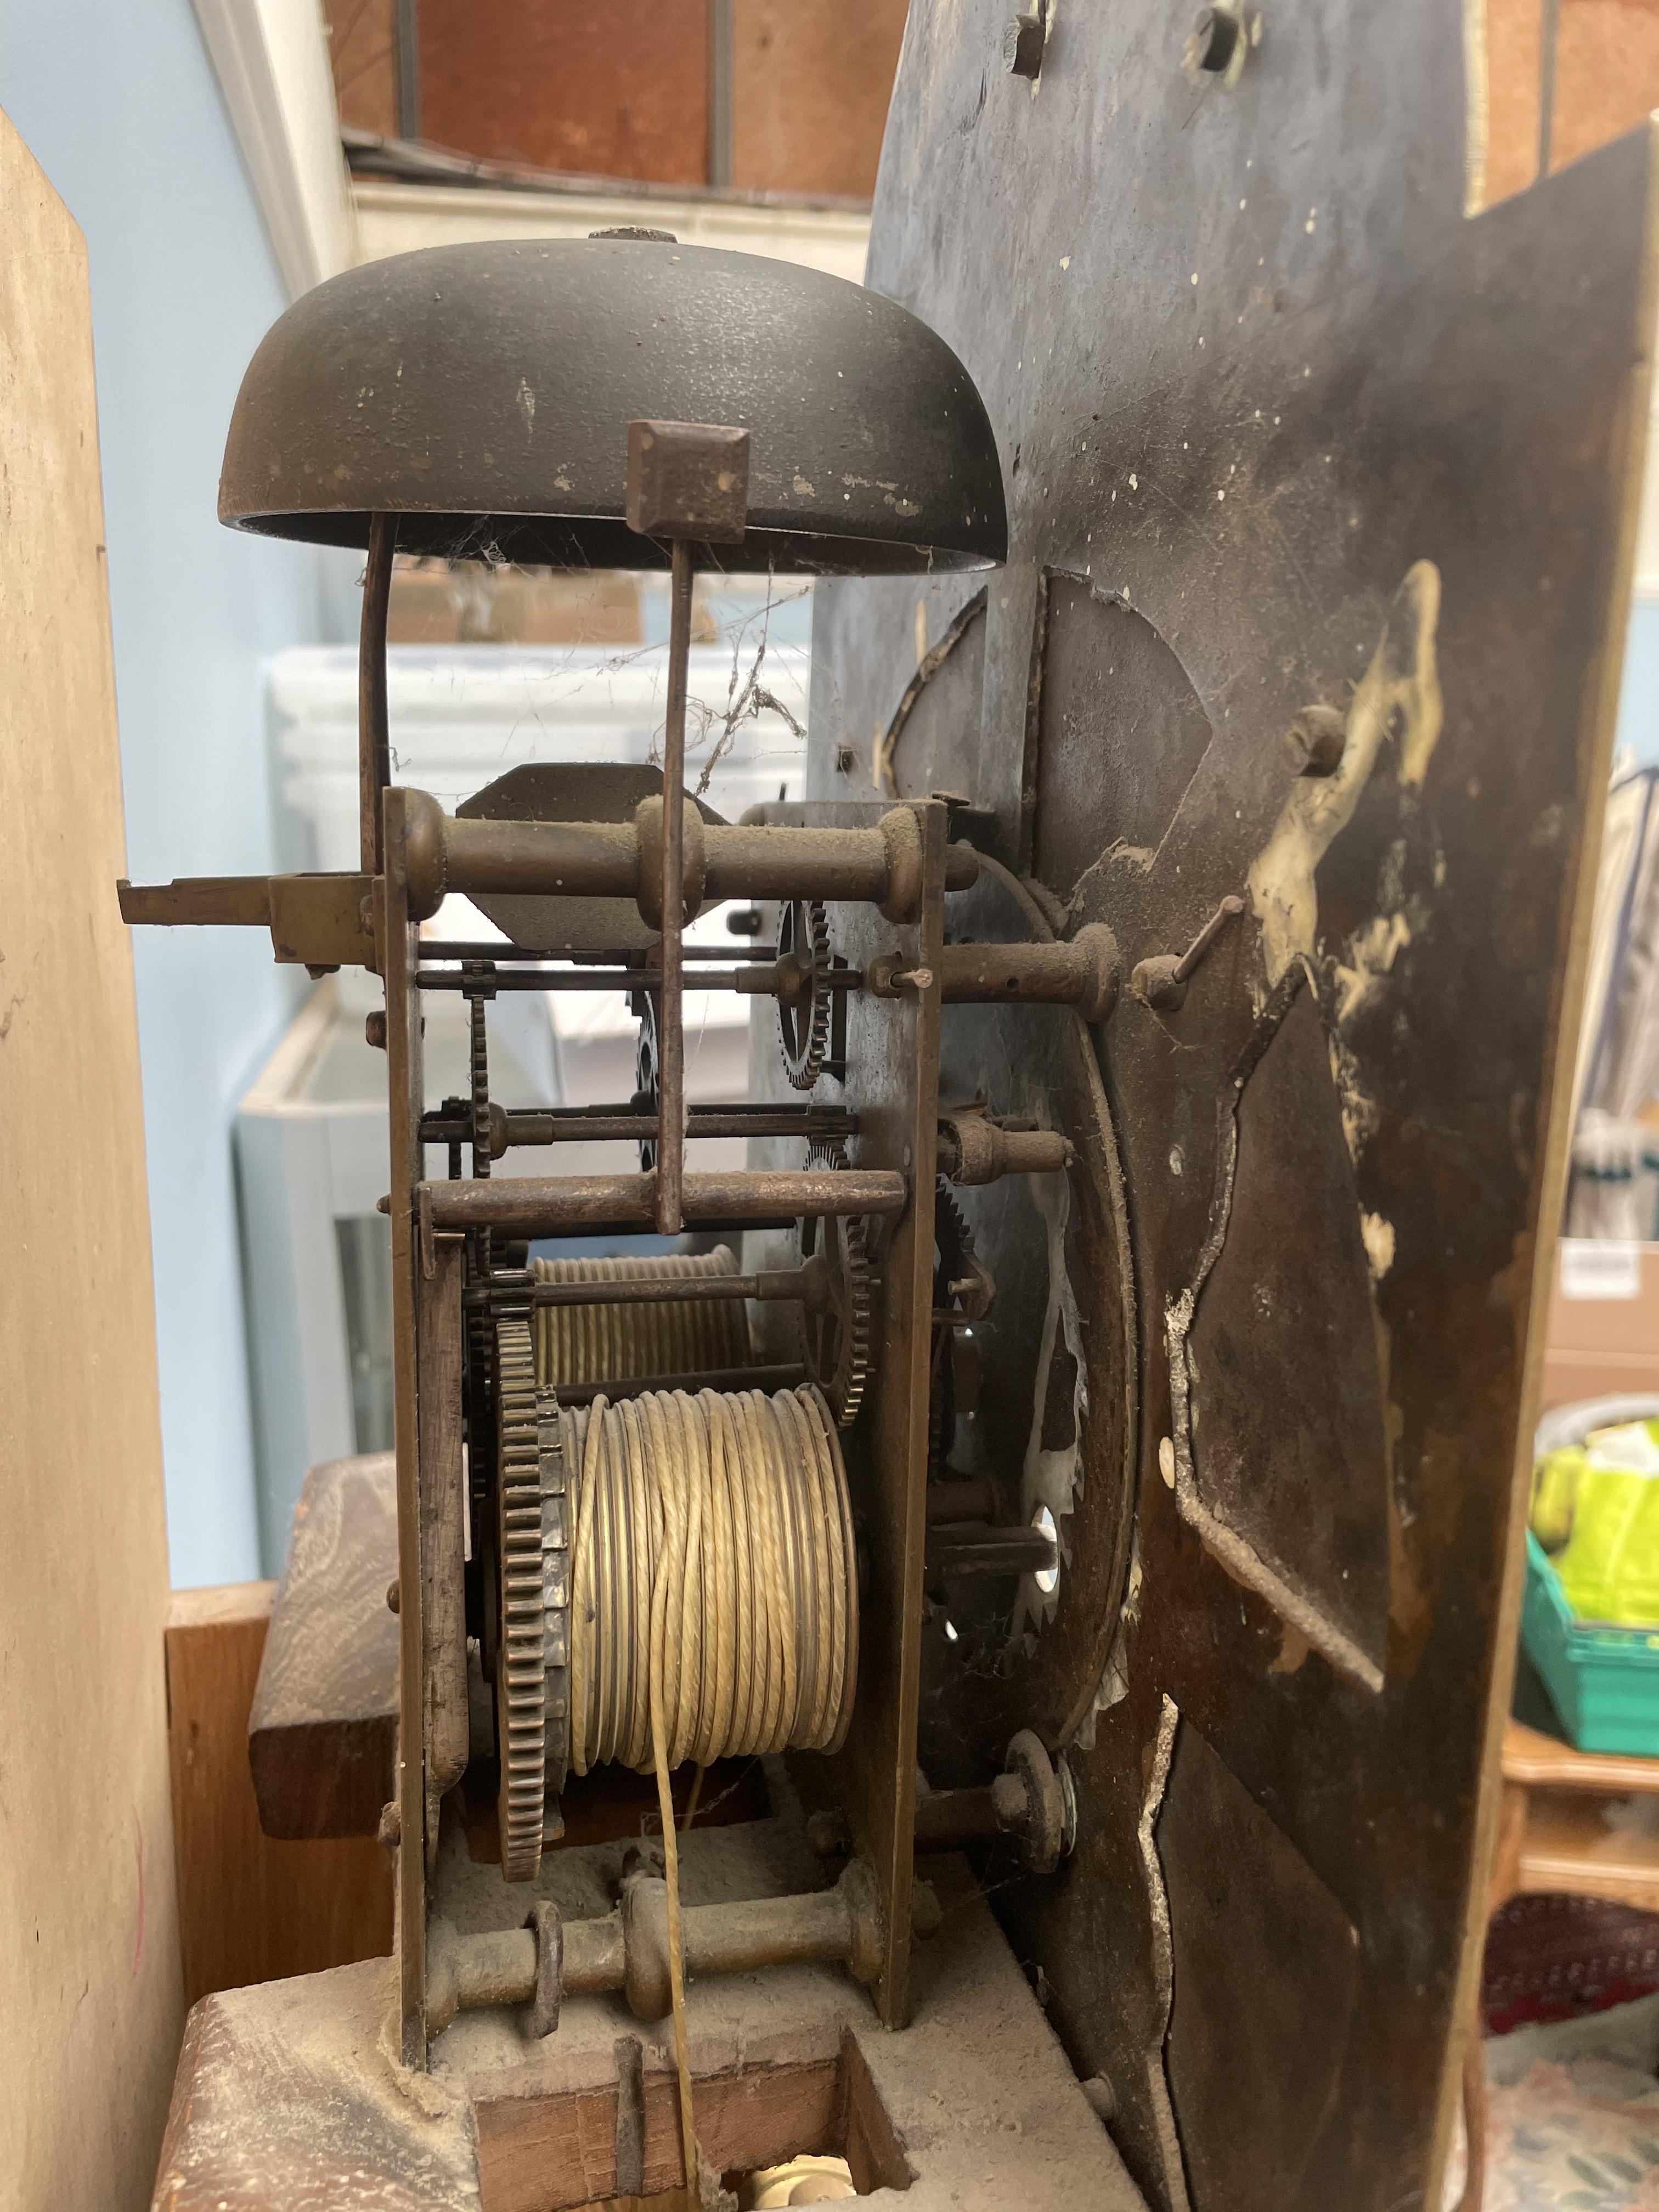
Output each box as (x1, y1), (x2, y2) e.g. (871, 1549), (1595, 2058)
(266, 634), (811, 876)
(237, 623), (809, 1571)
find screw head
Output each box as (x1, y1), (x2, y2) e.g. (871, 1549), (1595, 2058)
(1003, 10), (1045, 76)
(1192, 5), (1240, 70)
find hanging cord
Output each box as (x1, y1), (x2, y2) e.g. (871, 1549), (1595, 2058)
(650, 1397), (701, 2200)
(566, 1383), (857, 2192)
(681, 1764), (708, 1829)
(533, 1247), (750, 1389)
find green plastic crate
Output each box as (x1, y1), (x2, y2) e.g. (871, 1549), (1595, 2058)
(1522, 1530), (1659, 1754)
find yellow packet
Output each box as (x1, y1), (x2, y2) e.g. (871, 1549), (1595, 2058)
(1555, 1454), (1659, 1626)
(1531, 1445), (1587, 1552)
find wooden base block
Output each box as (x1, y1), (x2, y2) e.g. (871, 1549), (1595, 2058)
(151, 1848), (1145, 2210)
(166, 1583), (392, 2004)
(248, 1453), (400, 1841)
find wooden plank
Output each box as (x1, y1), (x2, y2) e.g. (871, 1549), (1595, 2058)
(147, 1870), (1136, 2208)
(730, 0), (907, 199)
(172, 1582), (279, 1629)
(1473, 0), (1659, 207)
(321, 0), (397, 138)
(1544, 1347), (1659, 1405)
(1504, 1715), (1659, 1795)
(1545, 1238), (1659, 1356)
(1494, 1718), (1659, 1920)
(1552, 0), (1659, 173)
(1481, 0), (1548, 208)
(838, 2031), (913, 2197)
(249, 1454), (399, 1839)
(150, 1965), (482, 2210)
(1515, 1790), (1659, 1910)
(1487, 1781), (1532, 1912)
(166, 1584), (392, 2005)
(415, 2), (710, 187)
(0, 108), (185, 2212)
(475, 2057), (842, 2211)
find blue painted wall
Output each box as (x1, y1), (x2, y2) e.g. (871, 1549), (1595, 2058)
(2, 3), (324, 1584)
(1618, 599), (1659, 769)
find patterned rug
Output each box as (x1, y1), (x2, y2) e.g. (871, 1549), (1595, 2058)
(1443, 1997), (1659, 2208)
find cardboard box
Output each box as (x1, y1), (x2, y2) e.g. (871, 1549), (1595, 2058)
(1544, 1239), (1659, 1408)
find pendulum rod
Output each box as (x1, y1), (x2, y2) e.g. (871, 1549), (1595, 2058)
(657, 538), (693, 1235)
(359, 511), (396, 877)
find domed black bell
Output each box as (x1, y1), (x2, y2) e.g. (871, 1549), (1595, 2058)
(218, 237), (1007, 577)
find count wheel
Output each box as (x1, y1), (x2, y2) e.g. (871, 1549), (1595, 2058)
(776, 899), (833, 1091)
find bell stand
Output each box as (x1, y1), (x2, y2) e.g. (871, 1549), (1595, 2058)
(370, 423), (953, 2067)
(114, 443), (1115, 2068)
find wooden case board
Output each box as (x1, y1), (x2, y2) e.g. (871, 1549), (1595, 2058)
(0, 105), (185, 2211)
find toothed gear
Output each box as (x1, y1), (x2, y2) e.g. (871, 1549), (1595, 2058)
(469, 988), (492, 1178)
(461, 984), (497, 1663)
(537, 1395), (573, 1804)
(634, 992), (661, 1172)
(934, 1177), (994, 1324)
(794, 1137), (873, 1428)
(494, 1310), (546, 1882)
(776, 898), (833, 1091)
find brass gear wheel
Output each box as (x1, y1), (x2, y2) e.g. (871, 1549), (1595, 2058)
(795, 1138), (873, 1428)
(776, 898), (833, 1091)
(494, 1309), (546, 1882)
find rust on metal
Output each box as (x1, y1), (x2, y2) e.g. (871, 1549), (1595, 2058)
(936, 1114), (1071, 1186)
(420, 1167), (906, 1236)
(869, 925), (1118, 1019)
(424, 1860), (912, 2033)
(421, 1102), (856, 1154)
(1130, 893), (1246, 1012)
(398, 795), (979, 925)
(116, 873), (375, 970)
(117, 874), (273, 928)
